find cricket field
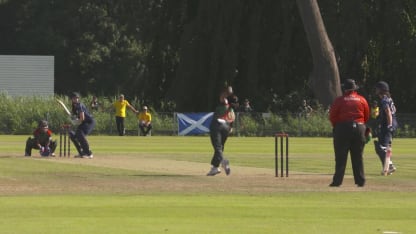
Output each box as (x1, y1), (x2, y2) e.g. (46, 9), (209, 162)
(0, 135), (415, 233)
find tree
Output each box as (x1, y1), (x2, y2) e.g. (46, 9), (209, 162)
(167, 0), (244, 112)
(296, 0), (341, 107)
(2, 1), (416, 112)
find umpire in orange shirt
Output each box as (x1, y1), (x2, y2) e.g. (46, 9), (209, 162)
(329, 79), (370, 187)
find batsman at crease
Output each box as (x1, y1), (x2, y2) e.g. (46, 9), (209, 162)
(69, 92), (95, 159)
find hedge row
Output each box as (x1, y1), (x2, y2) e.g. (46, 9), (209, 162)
(1, 94), (415, 137)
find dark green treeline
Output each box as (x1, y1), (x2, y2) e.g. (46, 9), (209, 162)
(1, 0), (415, 112)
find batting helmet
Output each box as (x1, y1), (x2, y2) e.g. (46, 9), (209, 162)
(70, 92), (81, 98)
(375, 81), (389, 92)
(38, 120), (48, 128)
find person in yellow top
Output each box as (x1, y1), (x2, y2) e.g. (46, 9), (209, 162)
(371, 100), (379, 119)
(137, 106), (152, 136)
(369, 100), (379, 137)
(113, 94), (138, 136)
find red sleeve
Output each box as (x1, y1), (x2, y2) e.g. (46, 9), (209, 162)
(329, 97), (341, 127)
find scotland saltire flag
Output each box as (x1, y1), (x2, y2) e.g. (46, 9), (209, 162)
(177, 112), (213, 135)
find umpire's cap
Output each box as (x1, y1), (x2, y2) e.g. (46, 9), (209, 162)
(342, 79), (359, 91)
(375, 81), (389, 92)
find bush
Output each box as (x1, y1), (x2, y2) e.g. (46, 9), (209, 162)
(1, 94), (415, 137)
(287, 109), (332, 137)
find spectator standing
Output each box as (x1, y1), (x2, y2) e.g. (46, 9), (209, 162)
(299, 99), (313, 117)
(239, 99), (253, 112)
(113, 94), (138, 136)
(137, 105), (152, 136)
(368, 100), (379, 136)
(370, 100), (379, 119)
(329, 79), (369, 187)
(90, 96), (100, 111)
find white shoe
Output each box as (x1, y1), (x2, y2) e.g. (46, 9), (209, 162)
(388, 164), (396, 175)
(221, 159), (231, 176)
(206, 167), (221, 176)
(381, 164), (397, 175)
(83, 154), (93, 159)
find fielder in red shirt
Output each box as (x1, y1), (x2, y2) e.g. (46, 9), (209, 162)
(329, 79), (370, 187)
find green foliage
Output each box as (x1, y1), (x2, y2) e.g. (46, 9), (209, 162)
(0, 94), (177, 135)
(1, 95), (416, 137)
(236, 114), (262, 136)
(236, 109), (333, 137)
(2, 1), (416, 112)
(286, 108), (333, 137)
(396, 124), (416, 138)
(0, 94), (68, 134)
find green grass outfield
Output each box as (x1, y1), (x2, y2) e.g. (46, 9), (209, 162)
(0, 135), (415, 233)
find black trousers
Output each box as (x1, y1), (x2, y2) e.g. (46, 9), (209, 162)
(69, 120), (95, 156)
(209, 119), (231, 167)
(25, 138), (57, 156)
(115, 116), (125, 136)
(332, 122), (366, 186)
(139, 123), (152, 136)
(374, 127), (393, 167)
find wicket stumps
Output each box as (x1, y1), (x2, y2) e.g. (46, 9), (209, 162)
(275, 133), (289, 177)
(59, 124), (71, 157)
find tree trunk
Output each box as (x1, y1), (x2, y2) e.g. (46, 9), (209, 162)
(296, 0), (341, 108)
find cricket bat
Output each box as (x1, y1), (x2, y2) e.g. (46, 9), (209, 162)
(56, 99), (71, 116)
(383, 145), (392, 176)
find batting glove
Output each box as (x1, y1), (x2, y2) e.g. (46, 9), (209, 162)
(71, 118), (81, 125)
(387, 125), (394, 133)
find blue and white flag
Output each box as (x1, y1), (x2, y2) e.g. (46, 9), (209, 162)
(177, 112), (213, 136)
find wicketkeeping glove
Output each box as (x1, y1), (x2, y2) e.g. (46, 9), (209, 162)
(40, 147), (50, 156)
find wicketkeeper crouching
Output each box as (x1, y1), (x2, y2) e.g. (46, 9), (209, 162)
(25, 120), (57, 157)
